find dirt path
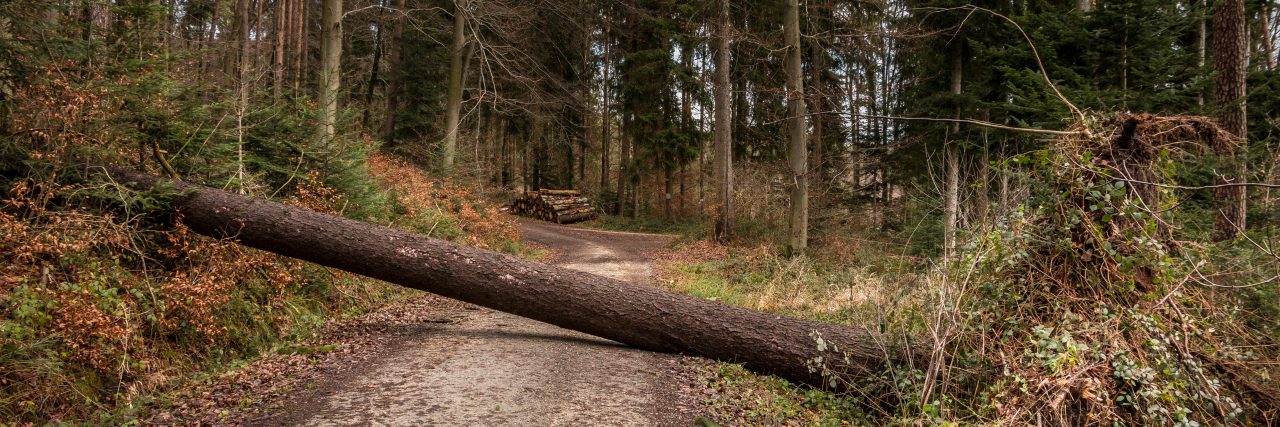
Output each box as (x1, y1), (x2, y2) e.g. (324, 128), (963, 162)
(248, 220), (696, 426)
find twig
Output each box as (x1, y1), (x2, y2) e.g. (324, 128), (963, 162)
(1088, 168), (1280, 190)
(841, 112), (1083, 136)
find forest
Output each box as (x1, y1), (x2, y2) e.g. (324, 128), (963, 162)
(1, 0), (1280, 424)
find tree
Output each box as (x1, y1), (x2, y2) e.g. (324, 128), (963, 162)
(785, 0), (807, 254)
(944, 36), (961, 252)
(443, 0), (469, 171)
(714, 0), (734, 244)
(1213, 0), (1247, 241)
(383, 0), (405, 144)
(103, 165), (910, 389)
(317, 0), (344, 145)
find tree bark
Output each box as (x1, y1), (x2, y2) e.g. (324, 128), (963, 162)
(713, 0), (734, 244)
(274, 0), (286, 99)
(944, 37), (962, 252)
(1262, 0), (1274, 71)
(316, 0), (342, 145)
(443, 0), (469, 172)
(0, 15), (10, 135)
(1199, 0), (1208, 107)
(383, 0), (405, 145)
(97, 165), (905, 388)
(225, 0), (249, 81)
(600, 15), (612, 192)
(1078, 0), (1091, 13)
(361, 0), (386, 132)
(784, 0), (807, 254)
(1212, 0), (1247, 242)
(616, 115), (630, 216)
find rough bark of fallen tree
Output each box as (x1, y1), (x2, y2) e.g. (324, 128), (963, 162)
(98, 165), (910, 388)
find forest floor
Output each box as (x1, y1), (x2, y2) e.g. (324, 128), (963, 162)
(150, 219), (723, 426)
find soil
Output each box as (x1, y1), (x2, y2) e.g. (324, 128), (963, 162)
(235, 220), (708, 426)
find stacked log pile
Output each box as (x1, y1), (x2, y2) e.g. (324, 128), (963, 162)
(509, 190), (599, 224)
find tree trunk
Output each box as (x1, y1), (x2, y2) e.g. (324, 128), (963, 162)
(664, 157), (674, 221)
(808, 1), (823, 186)
(944, 38), (962, 252)
(975, 142), (989, 225)
(713, 0), (734, 244)
(274, 0), (286, 99)
(98, 165), (906, 388)
(1078, 0), (1091, 12)
(225, 0), (249, 81)
(1199, 0), (1208, 107)
(443, 0), (468, 172)
(0, 15), (10, 135)
(784, 0), (807, 254)
(1212, 0), (1247, 242)
(361, 0), (386, 132)
(294, 0), (305, 92)
(600, 17), (612, 192)
(316, 0), (342, 145)
(1263, 0), (1274, 71)
(616, 115), (630, 216)
(383, 0), (405, 145)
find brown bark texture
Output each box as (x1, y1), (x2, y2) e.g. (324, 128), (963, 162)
(785, 0), (808, 253)
(1212, 0), (1247, 242)
(383, 0), (406, 143)
(712, 0), (733, 244)
(97, 166), (901, 388)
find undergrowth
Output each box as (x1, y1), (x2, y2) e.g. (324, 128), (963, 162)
(657, 114), (1280, 426)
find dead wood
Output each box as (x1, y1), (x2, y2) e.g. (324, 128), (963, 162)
(96, 165), (912, 388)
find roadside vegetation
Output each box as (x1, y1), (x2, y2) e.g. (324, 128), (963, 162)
(4, 0), (1280, 425)
(631, 116), (1280, 426)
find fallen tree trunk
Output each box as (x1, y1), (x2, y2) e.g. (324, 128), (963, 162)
(98, 165), (909, 388)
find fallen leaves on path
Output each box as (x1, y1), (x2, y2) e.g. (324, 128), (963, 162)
(145, 293), (473, 426)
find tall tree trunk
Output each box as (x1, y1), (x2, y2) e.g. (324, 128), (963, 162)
(207, 0), (220, 81)
(578, 23), (589, 188)
(808, 1), (823, 186)
(1199, 0), (1208, 107)
(600, 16), (612, 191)
(976, 142), (989, 225)
(0, 15), (10, 135)
(1212, 0), (1248, 242)
(443, 0), (469, 172)
(316, 0), (342, 145)
(784, 0), (807, 254)
(225, 0), (249, 80)
(295, 0), (307, 92)
(944, 38), (962, 252)
(713, 0), (734, 243)
(361, 0), (386, 131)
(664, 157), (674, 221)
(1263, 0), (1275, 70)
(102, 166), (910, 390)
(616, 115), (631, 216)
(383, 0), (405, 145)
(274, 0), (286, 99)
(254, 0), (263, 71)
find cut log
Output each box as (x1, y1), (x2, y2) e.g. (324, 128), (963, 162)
(539, 189), (581, 196)
(97, 166), (910, 388)
(510, 190), (599, 224)
(555, 211), (598, 224)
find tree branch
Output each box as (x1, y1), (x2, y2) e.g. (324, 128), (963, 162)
(842, 113), (1084, 136)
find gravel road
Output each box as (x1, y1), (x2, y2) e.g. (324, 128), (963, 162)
(247, 220), (696, 426)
